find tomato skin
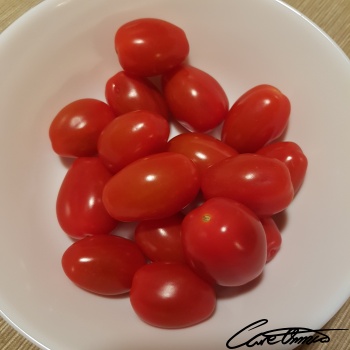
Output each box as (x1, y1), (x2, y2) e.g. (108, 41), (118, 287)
(105, 71), (169, 118)
(167, 132), (238, 177)
(98, 110), (170, 173)
(49, 99), (115, 157)
(162, 65), (229, 132)
(130, 262), (216, 328)
(182, 197), (266, 287)
(221, 84), (291, 153)
(115, 18), (189, 77)
(134, 213), (186, 263)
(56, 157), (118, 239)
(102, 152), (200, 221)
(260, 217), (282, 263)
(256, 141), (308, 193)
(62, 235), (146, 295)
(201, 154), (294, 216)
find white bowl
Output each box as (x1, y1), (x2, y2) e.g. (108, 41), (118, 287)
(1, 0), (350, 349)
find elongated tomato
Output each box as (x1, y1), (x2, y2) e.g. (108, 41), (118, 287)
(56, 157), (118, 239)
(102, 152), (200, 221)
(201, 154), (294, 216)
(162, 65), (229, 132)
(62, 235), (146, 295)
(167, 132), (238, 177)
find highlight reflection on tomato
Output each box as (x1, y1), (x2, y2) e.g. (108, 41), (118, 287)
(201, 154), (294, 216)
(56, 157), (118, 239)
(103, 152), (200, 221)
(130, 262), (216, 328)
(182, 197), (267, 286)
(62, 235), (146, 295)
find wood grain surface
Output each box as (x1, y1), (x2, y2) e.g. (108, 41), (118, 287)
(0, 0), (349, 349)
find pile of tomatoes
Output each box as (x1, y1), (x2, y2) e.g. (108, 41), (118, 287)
(49, 18), (308, 329)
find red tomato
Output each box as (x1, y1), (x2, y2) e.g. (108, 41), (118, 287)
(49, 99), (115, 157)
(62, 235), (146, 295)
(260, 217), (282, 263)
(56, 157), (118, 239)
(167, 132), (238, 177)
(105, 71), (169, 118)
(115, 18), (189, 77)
(134, 213), (186, 263)
(162, 65), (229, 132)
(201, 154), (294, 216)
(103, 152), (200, 221)
(221, 84), (291, 153)
(130, 262), (216, 328)
(98, 110), (170, 173)
(256, 141), (308, 193)
(182, 197), (266, 287)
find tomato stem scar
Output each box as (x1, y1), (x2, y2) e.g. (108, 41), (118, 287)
(202, 214), (211, 222)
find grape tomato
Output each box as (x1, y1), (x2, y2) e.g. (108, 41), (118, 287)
(162, 65), (229, 132)
(182, 197), (267, 287)
(98, 110), (170, 173)
(102, 152), (200, 221)
(201, 154), (294, 216)
(221, 84), (291, 153)
(115, 18), (189, 77)
(56, 157), (118, 240)
(62, 235), (146, 295)
(49, 98), (116, 157)
(130, 262), (216, 328)
(105, 71), (169, 118)
(257, 141), (308, 193)
(134, 213), (187, 263)
(167, 132), (238, 177)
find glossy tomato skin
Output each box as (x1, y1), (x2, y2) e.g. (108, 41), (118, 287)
(134, 213), (186, 263)
(162, 65), (229, 132)
(56, 157), (118, 239)
(105, 71), (169, 118)
(62, 235), (146, 295)
(98, 110), (170, 173)
(167, 132), (238, 177)
(221, 84), (291, 153)
(130, 262), (216, 328)
(260, 217), (282, 263)
(201, 154), (294, 216)
(182, 198), (267, 287)
(115, 18), (189, 77)
(257, 141), (308, 193)
(103, 152), (200, 221)
(49, 99), (115, 157)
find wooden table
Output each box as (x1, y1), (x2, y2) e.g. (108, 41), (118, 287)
(0, 0), (349, 349)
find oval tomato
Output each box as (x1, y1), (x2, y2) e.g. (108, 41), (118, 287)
(134, 213), (186, 263)
(56, 157), (118, 239)
(256, 141), (308, 193)
(201, 154), (294, 216)
(221, 84), (291, 153)
(62, 235), (146, 295)
(98, 110), (170, 173)
(167, 132), (238, 177)
(49, 98), (115, 157)
(130, 262), (216, 328)
(182, 197), (266, 287)
(115, 18), (189, 77)
(102, 152), (200, 221)
(105, 71), (169, 118)
(260, 217), (282, 263)
(162, 65), (229, 132)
